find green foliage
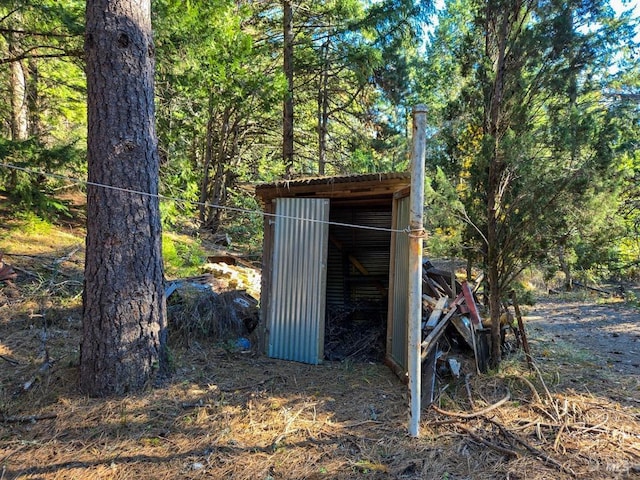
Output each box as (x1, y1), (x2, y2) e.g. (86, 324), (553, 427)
(624, 290), (640, 310)
(162, 233), (208, 278)
(222, 188), (263, 254)
(424, 167), (466, 258)
(0, 138), (83, 218)
(0, 1), (85, 142)
(0, 0), (637, 297)
(509, 281), (535, 307)
(14, 210), (53, 236)
(154, 0), (287, 232)
(420, 0), (640, 295)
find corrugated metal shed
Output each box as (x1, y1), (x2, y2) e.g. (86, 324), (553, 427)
(267, 198), (329, 364)
(256, 173), (412, 372)
(388, 194), (410, 372)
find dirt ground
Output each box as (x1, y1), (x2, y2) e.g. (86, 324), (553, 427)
(1, 244), (639, 480)
(526, 296), (640, 376)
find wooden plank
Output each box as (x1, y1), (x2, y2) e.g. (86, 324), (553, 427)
(422, 294), (437, 309)
(429, 272), (454, 298)
(425, 296), (448, 329)
(510, 290), (533, 370)
(472, 272), (484, 293)
(421, 294), (464, 361)
(423, 274), (446, 298)
(421, 347), (438, 407)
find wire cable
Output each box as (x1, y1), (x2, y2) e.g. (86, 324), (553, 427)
(0, 162), (410, 234)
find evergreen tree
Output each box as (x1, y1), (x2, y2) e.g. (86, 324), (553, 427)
(420, 0), (639, 365)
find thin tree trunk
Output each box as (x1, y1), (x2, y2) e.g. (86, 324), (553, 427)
(317, 40), (330, 175)
(206, 107), (232, 233)
(282, 0), (294, 176)
(81, 0), (166, 396)
(27, 58), (41, 138)
(485, 2), (513, 368)
(199, 95), (216, 226)
(9, 33), (29, 141)
(558, 243), (572, 291)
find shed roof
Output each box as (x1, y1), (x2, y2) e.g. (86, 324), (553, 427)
(255, 172), (411, 204)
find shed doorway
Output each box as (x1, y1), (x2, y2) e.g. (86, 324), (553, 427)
(324, 202), (392, 362)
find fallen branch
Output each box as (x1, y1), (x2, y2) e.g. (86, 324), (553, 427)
(52, 246), (81, 266)
(509, 428), (576, 477)
(0, 354), (20, 366)
(531, 362), (557, 413)
(432, 388), (511, 419)
(10, 265), (38, 278)
(573, 281), (611, 296)
(2, 413), (58, 423)
(457, 424), (519, 458)
(510, 375), (542, 404)
(481, 416), (576, 477)
(464, 374), (476, 410)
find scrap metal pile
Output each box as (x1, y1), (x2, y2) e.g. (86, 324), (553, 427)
(420, 259), (530, 404)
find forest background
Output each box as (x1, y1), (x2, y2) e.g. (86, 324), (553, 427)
(0, 0), (639, 302)
(1, 2), (640, 477)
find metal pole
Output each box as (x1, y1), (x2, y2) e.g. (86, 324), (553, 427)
(408, 104), (427, 437)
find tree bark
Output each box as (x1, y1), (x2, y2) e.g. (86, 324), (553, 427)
(282, 0), (294, 176)
(9, 29), (29, 141)
(485, 1), (517, 368)
(81, 0), (166, 396)
(317, 39), (330, 175)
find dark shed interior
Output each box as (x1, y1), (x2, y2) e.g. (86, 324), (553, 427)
(325, 202), (392, 361)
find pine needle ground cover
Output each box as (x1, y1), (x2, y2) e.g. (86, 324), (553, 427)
(0, 212), (639, 479)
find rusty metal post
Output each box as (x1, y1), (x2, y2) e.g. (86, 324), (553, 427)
(408, 104), (427, 437)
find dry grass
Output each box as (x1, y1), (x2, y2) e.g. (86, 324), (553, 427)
(1, 343), (639, 479)
(2, 290), (639, 480)
(1, 214), (639, 479)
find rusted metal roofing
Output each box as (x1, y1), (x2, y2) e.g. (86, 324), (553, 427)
(256, 172), (410, 188)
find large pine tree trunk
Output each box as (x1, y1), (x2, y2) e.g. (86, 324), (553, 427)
(81, 0), (166, 396)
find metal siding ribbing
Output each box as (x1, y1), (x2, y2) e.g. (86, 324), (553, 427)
(326, 207), (391, 307)
(267, 198), (329, 364)
(390, 196), (410, 371)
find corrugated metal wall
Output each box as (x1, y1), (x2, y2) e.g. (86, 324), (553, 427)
(267, 198), (330, 364)
(389, 195), (410, 371)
